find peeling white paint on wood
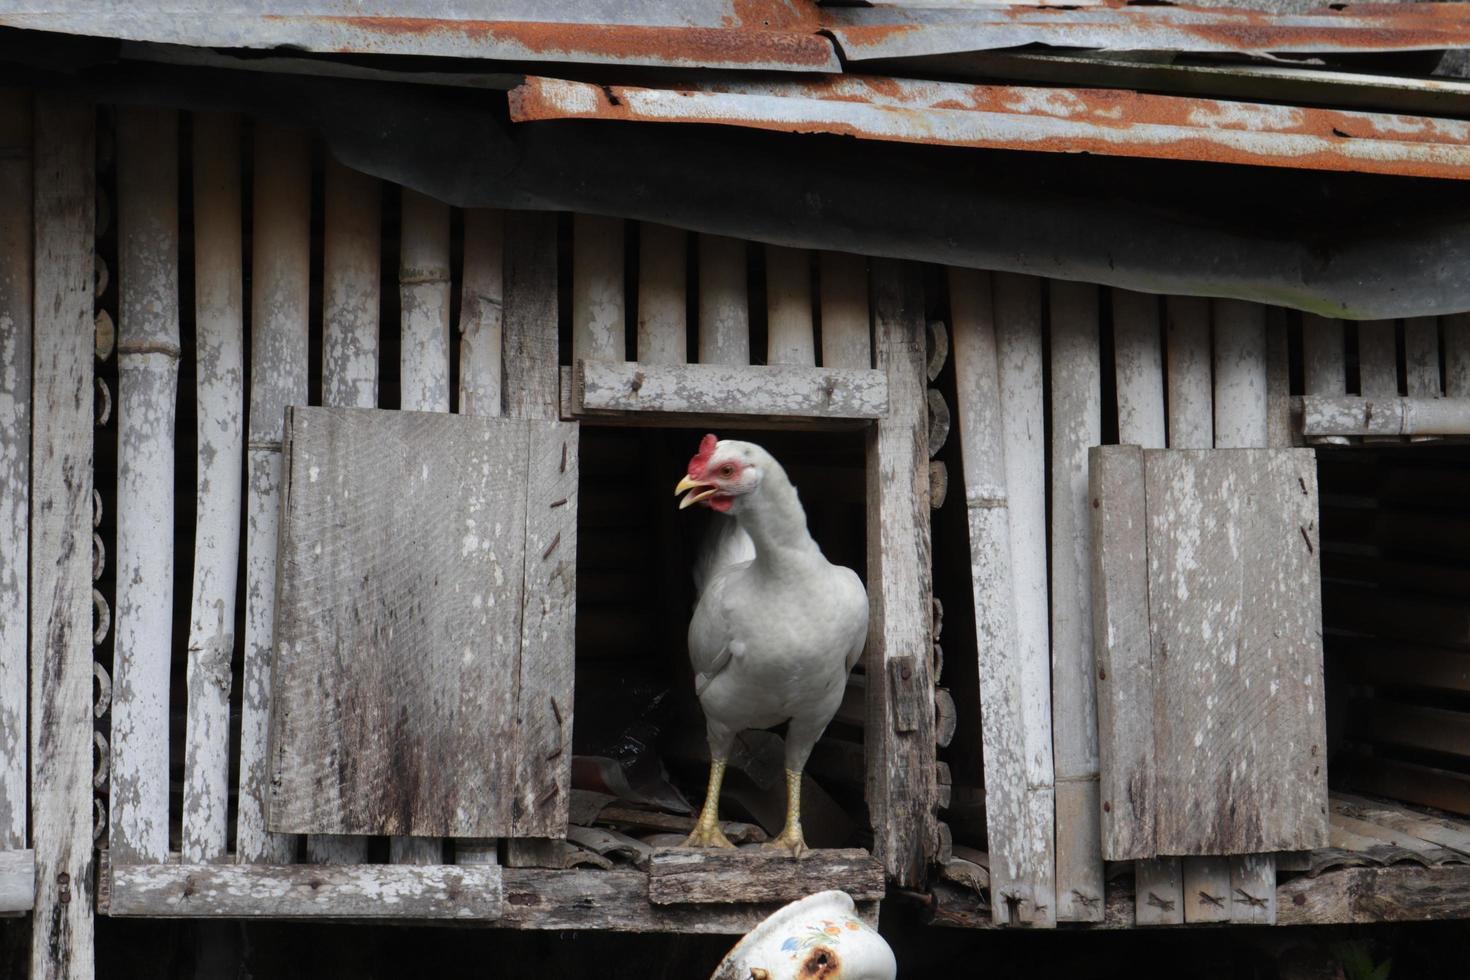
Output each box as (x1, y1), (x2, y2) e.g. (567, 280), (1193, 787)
(572, 213), (624, 363)
(1047, 279), (1103, 922)
(765, 246), (815, 367)
(104, 859), (504, 919)
(819, 251), (869, 370)
(399, 189), (451, 414)
(239, 123), (309, 865)
(183, 113), (243, 865)
(1164, 297), (1212, 450)
(112, 105), (180, 866)
(30, 92), (97, 979)
(458, 209), (504, 418)
(636, 223), (686, 365)
(573, 360), (887, 420)
(698, 234), (748, 366)
(0, 87), (31, 852)
(0, 847), (33, 912)
(322, 157), (379, 412)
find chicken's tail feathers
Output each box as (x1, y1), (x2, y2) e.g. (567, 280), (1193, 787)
(692, 514), (755, 598)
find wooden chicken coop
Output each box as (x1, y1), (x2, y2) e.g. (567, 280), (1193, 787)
(4, 2), (1470, 977)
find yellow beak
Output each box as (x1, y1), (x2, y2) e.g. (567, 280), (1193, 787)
(675, 475), (719, 510)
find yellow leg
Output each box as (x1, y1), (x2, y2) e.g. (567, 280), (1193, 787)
(764, 769), (808, 858)
(683, 759), (735, 848)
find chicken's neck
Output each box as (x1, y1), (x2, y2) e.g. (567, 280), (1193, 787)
(735, 469), (819, 573)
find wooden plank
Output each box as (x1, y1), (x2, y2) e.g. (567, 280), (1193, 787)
(502, 211), (559, 422)
(268, 408), (533, 839)
(865, 259), (936, 890)
(1146, 449), (1327, 855)
(103, 859), (504, 919)
(572, 360), (887, 420)
(1265, 307), (1292, 451)
(112, 104), (180, 865)
(647, 848), (883, 905)
(510, 421), (578, 838)
(1301, 313), (1349, 445)
(1089, 446), (1151, 862)
(0, 848), (33, 913)
(766, 246), (814, 367)
(1345, 755), (1470, 817)
(1332, 793), (1470, 855)
(1048, 280), (1103, 922)
(1164, 296), (1212, 450)
(239, 123), (309, 865)
(1212, 300), (1268, 449)
(399, 189), (451, 413)
(1404, 316), (1441, 397)
(635, 223), (686, 365)
(1231, 853), (1277, 924)
(819, 251), (870, 370)
(30, 90), (96, 979)
(698, 234), (748, 365)
(183, 112), (243, 865)
(321, 157), (379, 412)
(1446, 313), (1469, 398)
(572, 213), (624, 363)
(1279, 865), (1470, 925)
(1182, 857), (1232, 923)
(1134, 857), (1183, 926)
(1365, 700), (1470, 758)
(459, 209), (504, 418)
(1302, 396), (1470, 437)
(951, 268), (1046, 926)
(1358, 320), (1400, 397)
(1111, 290), (1165, 448)
(0, 87), (31, 853)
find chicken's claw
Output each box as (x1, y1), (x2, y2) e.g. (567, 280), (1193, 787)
(762, 825), (809, 859)
(683, 822), (737, 849)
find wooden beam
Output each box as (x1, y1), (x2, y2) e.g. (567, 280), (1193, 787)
(572, 213), (624, 364)
(766, 246), (814, 367)
(1302, 396), (1470, 437)
(697, 234), (748, 366)
(572, 360), (887, 420)
(635, 223), (686, 365)
(30, 90), (96, 980)
(818, 251), (870, 370)
(646, 848), (883, 906)
(1278, 865), (1470, 925)
(0, 848), (33, 913)
(458, 209), (504, 419)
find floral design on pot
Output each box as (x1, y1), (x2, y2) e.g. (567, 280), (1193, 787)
(710, 890), (897, 980)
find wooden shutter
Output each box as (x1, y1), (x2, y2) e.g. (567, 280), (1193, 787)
(1091, 445), (1328, 859)
(267, 406), (577, 840)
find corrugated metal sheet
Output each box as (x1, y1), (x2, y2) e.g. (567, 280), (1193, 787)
(822, 3), (1470, 61)
(510, 75), (1470, 182)
(0, 1), (841, 72)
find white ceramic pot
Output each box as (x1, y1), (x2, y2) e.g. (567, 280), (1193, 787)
(709, 890), (897, 980)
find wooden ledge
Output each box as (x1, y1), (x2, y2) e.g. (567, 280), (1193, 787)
(0, 849), (34, 913)
(1278, 864), (1470, 926)
(648, 847), (884, 906)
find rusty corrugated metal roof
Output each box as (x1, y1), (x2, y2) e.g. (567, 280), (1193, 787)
(509, 74), (1470, 182)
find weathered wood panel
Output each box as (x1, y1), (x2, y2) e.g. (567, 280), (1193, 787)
(103, 859), (504, 919)
(459, 209), (504, 419)
(1047, 280), (1103, 921)
(1182, 856), (1232, 923)
(269, 408), (537, 839)
(1358, 320), (1399, 397)
(1134, 857), (1184, 926)
(0, 87), (31, 853)
(1403, 316), (1441, 398)
(865, 260), (936, 889)
(1278, 866), (1470, 926)
(636, 223), (686, 365)
(766, 246), (814, 367)
(1112, 290), (1166, 448)
(1446, 314), (1469, 398)
(698, 234), (749, 366)
(573, 360), (887, 420)
(322, 157), (379, 412)
(1164, 297), (1212, 450)
(1147, 449), (1327, 855)
(112, 105), (180, 865)
(0, 847), (33, 912)
(647, 848), (883, 905)
(30, 91), (96, 979)
(819, 251), (869, 370)
(1089, 445), (1152, 863)
(1213, 300), (1268, 448)
(239, 123), (309, 864)
(502, 211), (559, 422)
(399, 190), (451, 414)
(183, 112), (243, 865)
(572, 213), (624, 364)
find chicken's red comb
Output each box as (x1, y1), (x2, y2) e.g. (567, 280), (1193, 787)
(688, 433), (719, 478)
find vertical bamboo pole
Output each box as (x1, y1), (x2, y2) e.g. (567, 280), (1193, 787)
(1047, 280), (1103, 921)
(572, 213), (624, 364)
(1358, 320), (1399, 397)
(1403, 316), (1441, 398)
(1212, 298), (1277, 924)
(0, 88), (30, 853)
(1163, 295), (1230, 922)
(636, 223), (686, 365)
(183, 113), (243, 864)
(766, 246), (814, 367)
(1264, 307), (1292, 450)
(305, 155), (379, 866)
(1302, 314), (1349, 445)
(393, 188), (451, 864)
(819, 251), (870, 369)
(111, 106), (180, 866)
(456, 206), (505, 868)
(1446, 313), (1470, 398)
(993, 272), (1057, 926)
(30, 90), (96, 980)
(239, 122), (308, 865)
(459, 209), (503, 418)
(698, 234), (748, 365)
(1111, 289), (1181, 925)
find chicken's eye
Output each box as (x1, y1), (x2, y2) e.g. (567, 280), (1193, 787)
(718, 464), (736, 479)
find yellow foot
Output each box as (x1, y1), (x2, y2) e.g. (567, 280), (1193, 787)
(683, 821), (736, 849)
(762, 826), (809, 859)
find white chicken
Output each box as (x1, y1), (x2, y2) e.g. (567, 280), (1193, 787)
(674, 434), (869, 857)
